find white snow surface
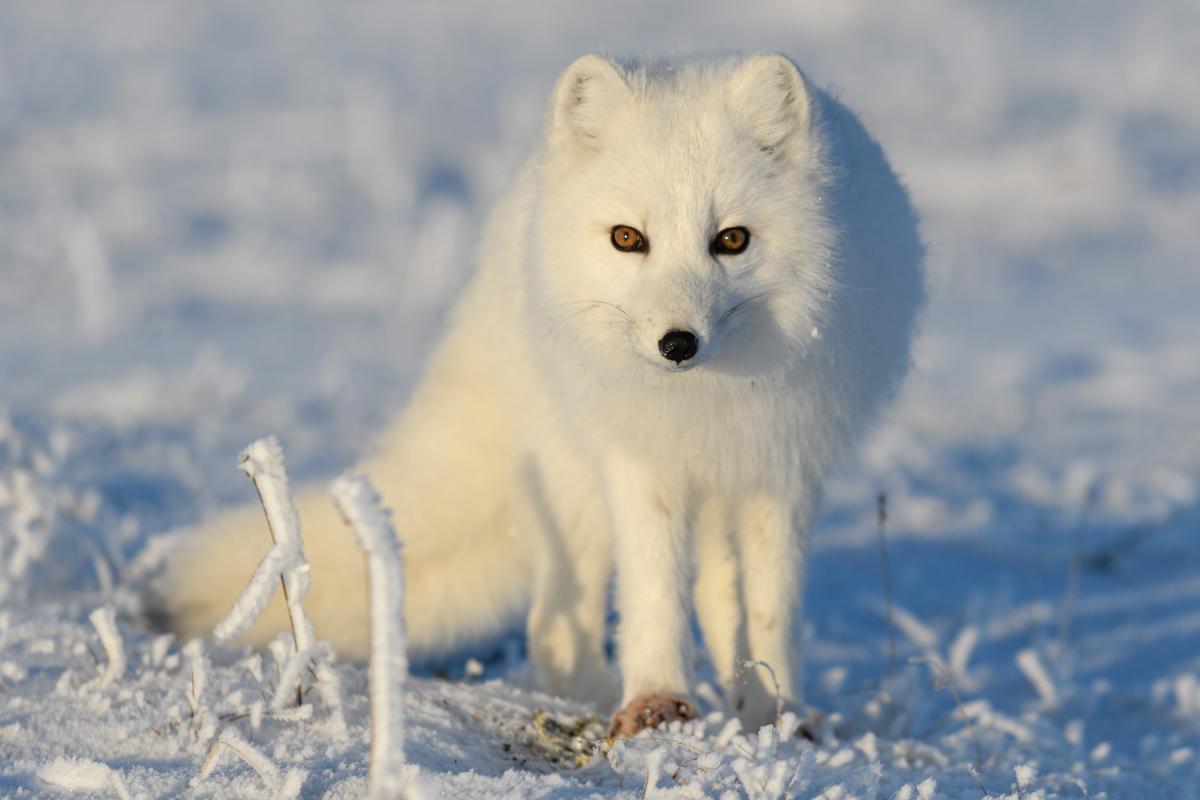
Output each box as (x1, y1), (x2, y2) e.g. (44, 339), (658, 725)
(1, 2), (1199, 798)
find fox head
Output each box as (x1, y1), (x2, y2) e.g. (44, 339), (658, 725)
(527, 53), (836, 379)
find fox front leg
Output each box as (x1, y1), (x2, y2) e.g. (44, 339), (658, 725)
(693, 496), (748, 703)
(603, 447), (697, 737)
(733, 491), (812, 731)
(519, 457), (618, 708)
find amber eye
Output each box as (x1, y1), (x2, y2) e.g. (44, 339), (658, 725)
(611, 225), (647, 253)
(712, 226), (750, 255)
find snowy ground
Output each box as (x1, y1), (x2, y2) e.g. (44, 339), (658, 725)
(2, 2), (1200, 798)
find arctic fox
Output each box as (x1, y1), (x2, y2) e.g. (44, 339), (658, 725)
(161, 53), (924, 736)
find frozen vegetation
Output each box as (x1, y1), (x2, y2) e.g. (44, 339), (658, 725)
(331, 474), (410, 799)
(1, 2), (1198, 797)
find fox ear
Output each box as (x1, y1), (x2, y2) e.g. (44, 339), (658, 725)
(550, 54), (629, 149)
(727, 54), (814, 156)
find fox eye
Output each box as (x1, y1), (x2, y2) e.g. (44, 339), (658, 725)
(712, 226), (750, 255)
(611, 225), (648, 253)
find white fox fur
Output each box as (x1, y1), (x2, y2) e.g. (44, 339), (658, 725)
(160, 53), (924, 729)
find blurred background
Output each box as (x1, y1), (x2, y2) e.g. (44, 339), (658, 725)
(1, 0), (1198, 730)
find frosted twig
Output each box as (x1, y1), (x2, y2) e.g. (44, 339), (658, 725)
(269, 647), (312, 711)
(1083, 522), (1160, 571)
(641, 746), (664, 798)
(911, 655), (989, 795)
(313, 649), (349, 740)
(877, 492), (897, 678)
(277, 769), (308, 800)
(1015, 648), (1059, 709)
(331, 474), (408, 800)
(184, 641), (217, 749)
(212, 436), (314, 706)
(735, 658), (785, 728)
(6, 468), (54, 597)
(1068, 776), (1092, 799)
(212, 543), (298, 642)
(947, 626), (980, 692)
(264, 701), (313, 722)
(240, 437), (315, 652)
(890, 606), (939, 653)
(187, 650), (207, 718)
(1056, 484), (1097, 658)
(88, 606), (125, 687)
(1014, 763), (1038, 799)
(965, 766), (988, 798)
(64, 220), (116, 341)
(194, 726), (307, 797)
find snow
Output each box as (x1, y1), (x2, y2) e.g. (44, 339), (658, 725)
(39, 759), (134, 800)
(1, 1), (1199, 798)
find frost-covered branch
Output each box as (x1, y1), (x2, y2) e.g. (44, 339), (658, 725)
(876, 492), (897, 678)
(211, 543), (299, 643)
(736, 658), (785, 728)
(183, 641), (217, 750)
(194, 727), (306, 799)
(237, 436), (315, 655)
(911, 654), (990, 794)
(330, 474), (408, 799)
(312, 648), (349, 740)
(1015, 648), (1059, 710)
(88, 606), (125, 687)
(210, 436), (314, 706)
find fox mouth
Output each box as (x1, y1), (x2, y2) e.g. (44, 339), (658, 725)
(638, 357), (705, 374)
(655, 354), (705, 372)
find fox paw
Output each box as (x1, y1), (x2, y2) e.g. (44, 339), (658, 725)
(609, 694), (696, 738)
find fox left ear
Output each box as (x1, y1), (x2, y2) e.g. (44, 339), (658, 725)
(727, 54), (814, 156)
(549, 54), (630, 150)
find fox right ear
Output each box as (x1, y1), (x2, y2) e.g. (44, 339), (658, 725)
(549, 54), (629, 149)
(727, 54), (814, 157)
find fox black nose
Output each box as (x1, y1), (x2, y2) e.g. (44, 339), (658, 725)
(658, 330), (699, 364)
